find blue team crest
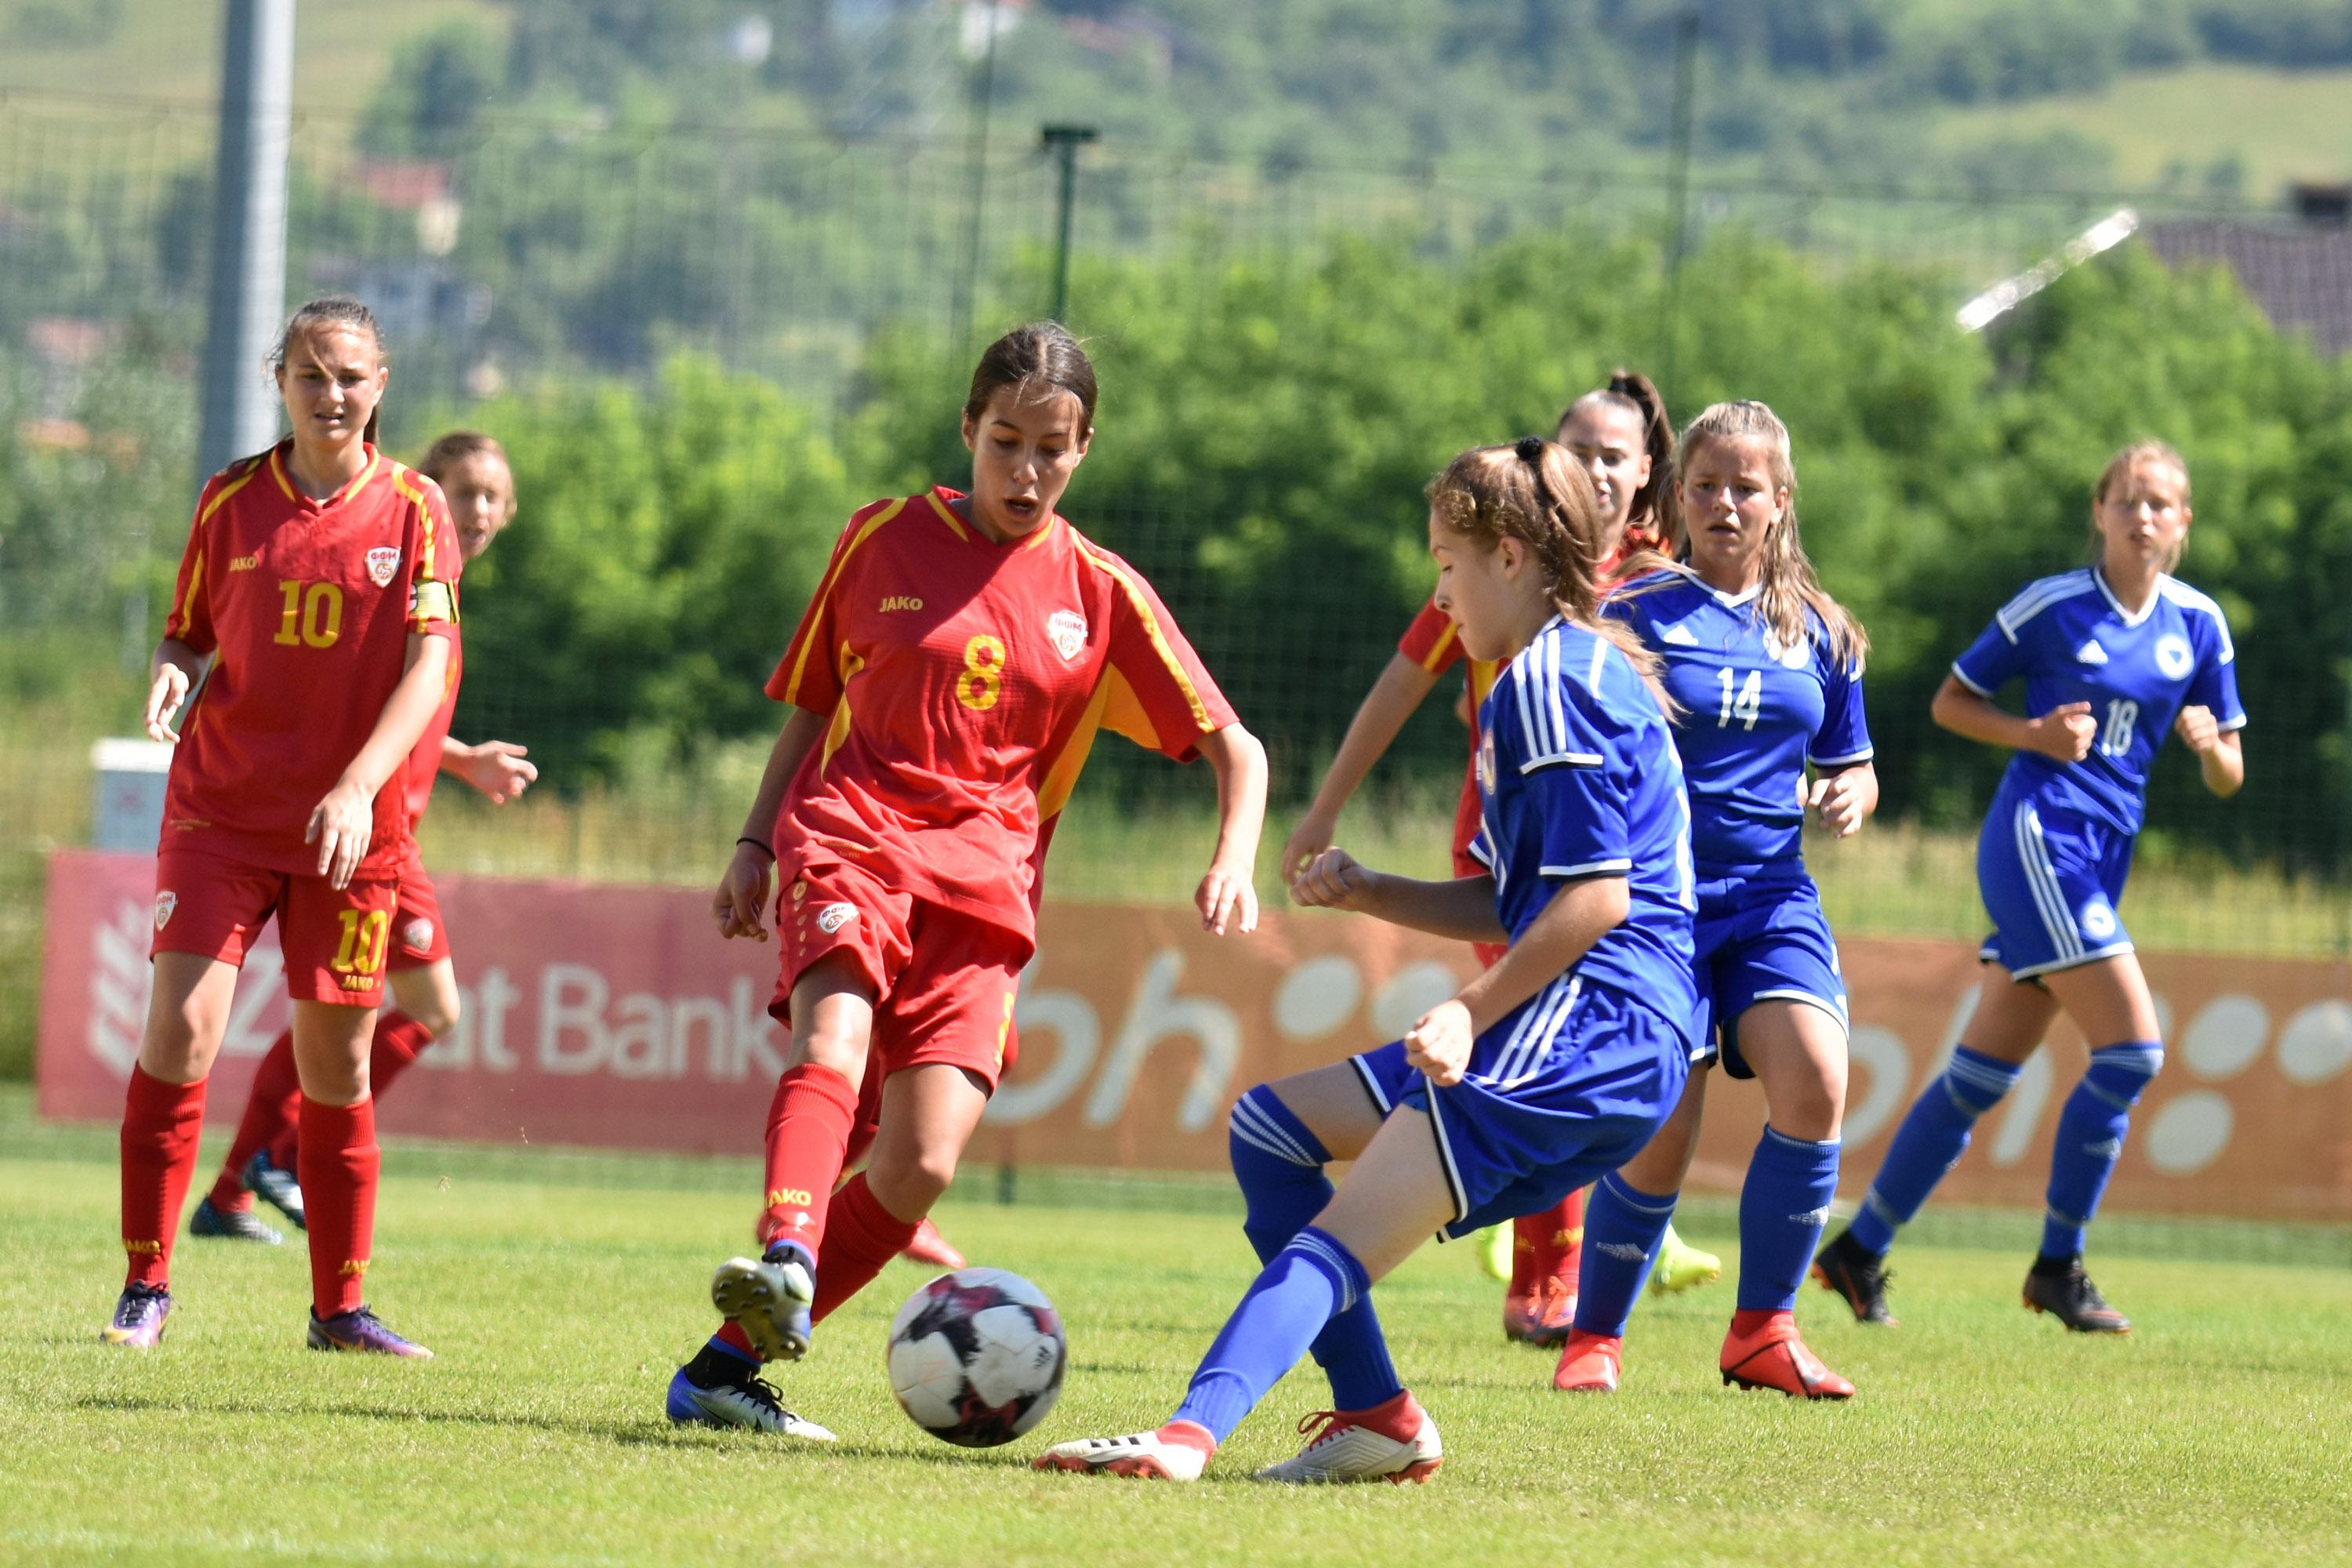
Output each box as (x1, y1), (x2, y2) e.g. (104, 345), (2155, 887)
(1760, 627), (1810, 670)
(2080, 898), (2119, 942)
(2154, 633), (2194, 680)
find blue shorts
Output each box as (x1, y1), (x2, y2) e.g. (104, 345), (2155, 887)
(1690, 866), (1847, 1080)
(1976, 790), (2136, 981)
(1348, 977), (1688, 1240)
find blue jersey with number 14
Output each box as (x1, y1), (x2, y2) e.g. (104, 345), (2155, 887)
(1951, 568), (2245, 836)
(1468, 615), (1697, 1039)
(1606, 569), (1872, 868)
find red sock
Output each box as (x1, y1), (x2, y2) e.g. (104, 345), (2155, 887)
(810, 1172), (920, 1324)
(269, 1011), (434, 1173)
(121, 1066), (208, 1289)
(1551, 1185), (1586, 1285)
(1730, 1307), (1790, 1338)
(840, 1109), (880, 1175)
(1338, 1388), (1426, 1439)
(210, 1029), (300, 1211)
(1512, 1190), (1586, 1292)
(754, 1063), (859, 1255)
(299, 1095), (379, 1319)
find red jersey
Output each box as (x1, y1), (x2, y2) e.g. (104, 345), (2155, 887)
(767, 488), (1235, 952)
(397, 630), (464, 827)
(162, 442), (462, 877)
(1400, 527), (1657, 867)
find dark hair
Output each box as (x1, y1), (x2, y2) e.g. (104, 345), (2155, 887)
(419, 430), (517, 521)
(963, 321), (1098, 432)
(1427, 437), (1670, 709)
(1559, 366), (1680, 554)
(267, 296), (390, 446)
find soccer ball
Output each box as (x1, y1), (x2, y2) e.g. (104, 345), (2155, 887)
(885, 1267), (1067, 1447)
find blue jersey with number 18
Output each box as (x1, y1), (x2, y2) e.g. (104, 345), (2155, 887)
(1468, 615), (1697, 1040)
(1951, 567), (2245, 836)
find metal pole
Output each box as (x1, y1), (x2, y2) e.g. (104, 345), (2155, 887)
(952, 0), (1003, 351)
(1657, 9), (1699, 395)
(196, 0), (294, 488)
(1040, 125), (1098, 325)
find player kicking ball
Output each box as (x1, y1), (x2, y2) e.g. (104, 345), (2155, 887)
(1039, 437), (1697, 1483)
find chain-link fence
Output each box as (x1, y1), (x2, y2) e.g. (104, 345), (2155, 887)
(8, 85), (2352, 1259)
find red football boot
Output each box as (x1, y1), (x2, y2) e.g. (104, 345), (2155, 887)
(1552, 1328), (1622, 1393)
(1719, 1310), (1853, 1399)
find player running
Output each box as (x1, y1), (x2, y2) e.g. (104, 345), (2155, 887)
(1039, 436), (1696, 1483)
(104, 296), (460, 1356)
(190, 432), (532, 1247)
(1553, 401), (1875, 1400)
(1813, 441), (2243, 1334)
(667, 322), (1267, 1439)
(1279, 370), (1718, 1349)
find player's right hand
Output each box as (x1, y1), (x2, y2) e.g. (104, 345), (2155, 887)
(143, 664), (190, 742)
(713, 843), (775, 942)
(2030, 700), (2096, 763)
(1289, 847), (1377, 912)
(1278, 810), (1339, 883)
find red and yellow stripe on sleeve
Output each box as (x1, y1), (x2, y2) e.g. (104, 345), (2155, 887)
(769, 497), (906, 706)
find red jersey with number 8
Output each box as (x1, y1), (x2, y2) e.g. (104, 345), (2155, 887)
(767, 488), (1235, 953)
(161, 441), (463, 877)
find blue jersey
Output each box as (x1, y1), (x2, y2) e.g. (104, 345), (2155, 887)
(1606, 570), (1872, 868)
(1468, 615), (1697, 1030)
(1951, 568), (2245, 836)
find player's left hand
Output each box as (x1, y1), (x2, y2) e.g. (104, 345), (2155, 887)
(456, 739), (539, 804)
(2176, 704), (2221, 755)
(1196, 860), (1258, 936)
(1404, 997), (1475, 1087)
(307, 779), (375, 890)
(1809, 768), (1871, 838)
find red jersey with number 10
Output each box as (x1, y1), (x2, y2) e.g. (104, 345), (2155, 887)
(768, 488), (1235, 954)
(162, 442), (462, 877)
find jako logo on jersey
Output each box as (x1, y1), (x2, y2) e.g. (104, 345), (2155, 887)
(2075, 639), (2109, 666)
(2081, 900), (2118, 941)
(767, 1187), (815, 1207)
(229, 554), (260, 573)
(1047, 608), (1088, 661)
(153, 892), (177, 931)
(816, 902), (858, 935)
(2155, 633), (2194, 679)
(879, 595), (923, 612)
(401, 917), (434, 953)
(365, 546), (401, 586)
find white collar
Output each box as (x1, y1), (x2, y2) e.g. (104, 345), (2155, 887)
(2092, 566), (2160, 628)
(1661, 561), (1762, 608)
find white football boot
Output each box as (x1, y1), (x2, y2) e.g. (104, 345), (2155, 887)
(1033, 1425), (1213, 1481)
(1252, 1395), (1443, 1485)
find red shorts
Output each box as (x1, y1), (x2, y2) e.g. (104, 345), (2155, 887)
(389, 850), (450, 971)
(768, 857), (1024, 1094)
(151, 842), (397, 1007)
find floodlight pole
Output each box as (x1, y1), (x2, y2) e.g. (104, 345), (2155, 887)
(1042, 125), (1098, 325)
(1657, 8), (1699, 397)
(197, 0), (294, 488)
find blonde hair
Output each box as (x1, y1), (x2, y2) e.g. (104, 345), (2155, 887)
(2089, 440), (2190, 572)
(419, 430), (518, 521)
(1675, 400), (1868, 672)
(1427, 437), (1671, 710)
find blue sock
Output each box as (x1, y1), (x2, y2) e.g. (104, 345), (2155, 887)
(1227, 1086), (1401, 1411)
(1171, 1226), (1370, 1444)
(2043, 1041), (2162, 1258)
(1848, 1045), (2024, 1255)
(1737, 1125), (1842, 1312)
(1571, 1172), (1679, 1338)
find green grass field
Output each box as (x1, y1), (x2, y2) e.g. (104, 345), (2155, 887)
(4, 1093), (2349, 1567)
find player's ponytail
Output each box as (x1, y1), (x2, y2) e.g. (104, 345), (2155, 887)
(265, 296), (390, 454)
(1676, 400), (1869, 673)
(1558, 365), (1682, 559)
(1426, 438), (1672, 713)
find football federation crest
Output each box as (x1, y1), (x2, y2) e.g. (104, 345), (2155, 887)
(817, 902), (858, 935)
(401, 917), (435, 953)
(2154, 633), (2194, 680)
(1047, 609), (1087, 662)
(153, 892), (177, 931)
(365, 546), (401, 587)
